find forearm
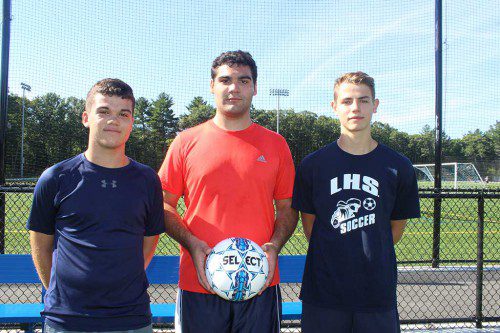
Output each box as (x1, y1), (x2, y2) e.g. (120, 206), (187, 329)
(164, 205), (199, 250)
(392, 230), (404, 244)
(143, 235), (159, 269)
(29, 231), (54, 289)
(301, 212), (315, 242)
(162, 191), (212, 291)
(391, 219), (407, 244)
(269, 201), (298, 252)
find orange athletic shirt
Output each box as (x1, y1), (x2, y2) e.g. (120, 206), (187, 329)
(158, 120), (295, 293)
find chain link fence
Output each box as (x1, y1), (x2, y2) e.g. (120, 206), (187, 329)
(1, 0), (498, 330)
(0, 186), (498, 331)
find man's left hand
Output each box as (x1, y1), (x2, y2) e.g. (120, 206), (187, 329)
(259, 242), (279, 295)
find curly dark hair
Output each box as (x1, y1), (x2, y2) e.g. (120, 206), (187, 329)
(85, 78), (135, 111)
(211, 50), (257, 83)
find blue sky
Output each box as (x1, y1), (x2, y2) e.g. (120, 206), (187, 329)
(5, 0), (499, 138)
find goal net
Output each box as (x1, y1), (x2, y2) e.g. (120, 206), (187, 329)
(413, 163), (484, 189)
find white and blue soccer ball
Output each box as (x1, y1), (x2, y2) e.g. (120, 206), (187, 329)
(205, 237), (269, 301)
(363, 197), (377, 211)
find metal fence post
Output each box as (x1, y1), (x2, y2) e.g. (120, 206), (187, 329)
(432, 0), (443, 269)
(0, 0), (12, 254)
(475, 193), (485, 328)
(432, 194), (442, 268)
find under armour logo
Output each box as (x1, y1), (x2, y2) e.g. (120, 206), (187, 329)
(101, 180), (117, 188)
(257, 155), (267, 163)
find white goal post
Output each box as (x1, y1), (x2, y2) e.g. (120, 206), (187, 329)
(413, 162), (484, 189)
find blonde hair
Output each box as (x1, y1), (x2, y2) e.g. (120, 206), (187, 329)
(334, 71), (375, 101)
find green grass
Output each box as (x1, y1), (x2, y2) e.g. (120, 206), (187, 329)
(4, 193), (499, 265)
(396, 197), (499, 264)
(418, 181), (500, 190)
(4, 192), (33, 254)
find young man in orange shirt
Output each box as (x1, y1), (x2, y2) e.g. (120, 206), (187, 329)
(159, 50), (298, 333)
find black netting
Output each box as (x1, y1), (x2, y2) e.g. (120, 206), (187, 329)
(1, 0), (499, 330)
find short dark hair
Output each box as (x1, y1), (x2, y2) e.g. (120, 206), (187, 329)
(86, 78), (135, 111)
(211, 50), (257, 83)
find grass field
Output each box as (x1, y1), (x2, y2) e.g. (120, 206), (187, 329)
(419, 181), (500, 188)
(3, 189), (499, 265)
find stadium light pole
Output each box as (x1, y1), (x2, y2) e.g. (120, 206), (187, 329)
(20, 82), (31, 178)
(269, 88), (289, 134)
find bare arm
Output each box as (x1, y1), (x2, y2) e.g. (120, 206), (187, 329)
(301, 212), (316, 242)
(391, 219), (408, 244)
(260, 198), (299, 293)
(143, 235), (159, 269)
(162, 190), (213, 292)
(267, 198), (299, 251)
(29, 231), (54, 289)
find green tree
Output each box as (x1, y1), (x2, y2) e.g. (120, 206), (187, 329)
(5, 94), (23, 178)
(280, 110), (316, 165)
(25, 93), (65, 174)
(388, 131), (411, 158)
(128, 97), (154, 165)
(461, 129), (495, 163)
(408, 125), (435, 163)
(312, 115), (340, 150)
(4, 90), (498, 180)
(179, 96), (215, 130)
(64, 96), (87, 156)
(444, 138), (464, 162)
(371, 122), (414, 159)
(148, 93), (178, 166)
(485, 121), (499, 157)
(150, 93), (178, 139)
(371, 122), (396, 144)
(250, 107), (274, 129)
(134, 97), (151, 134)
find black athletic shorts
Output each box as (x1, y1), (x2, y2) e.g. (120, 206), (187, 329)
(175, 285), (282, 333)
(302, 301), (401, 333)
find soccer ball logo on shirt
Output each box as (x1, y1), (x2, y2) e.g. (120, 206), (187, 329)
(329, 174), (379, 235)
(330, 197), (377, 234)
(363, 197), (376, 211)
(205, 238), (269, 301)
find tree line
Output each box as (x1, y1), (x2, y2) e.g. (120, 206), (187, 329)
(4, 93), (498, 180)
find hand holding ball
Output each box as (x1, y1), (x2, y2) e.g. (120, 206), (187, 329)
(205, 238), (269, 301)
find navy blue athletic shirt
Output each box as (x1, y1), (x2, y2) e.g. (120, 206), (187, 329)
(27, 154), (165, 331)
(292, 142), (420, 312)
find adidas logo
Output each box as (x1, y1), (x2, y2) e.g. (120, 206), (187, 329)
(257, 155), (267, 163)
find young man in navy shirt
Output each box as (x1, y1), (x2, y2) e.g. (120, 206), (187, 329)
(27, 79), (165, 332)
(292, 72), (420, 333)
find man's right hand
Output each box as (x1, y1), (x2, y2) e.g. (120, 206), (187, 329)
(187, 237), (214, 293)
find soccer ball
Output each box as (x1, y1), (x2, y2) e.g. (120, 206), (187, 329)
(205, 237), (269, 301)
(363, 197), (376, 211)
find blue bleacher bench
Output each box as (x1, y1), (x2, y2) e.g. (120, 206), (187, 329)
(0, 254), (305, 331)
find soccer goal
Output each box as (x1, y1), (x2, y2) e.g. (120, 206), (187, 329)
(413, 163), (484, 189)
